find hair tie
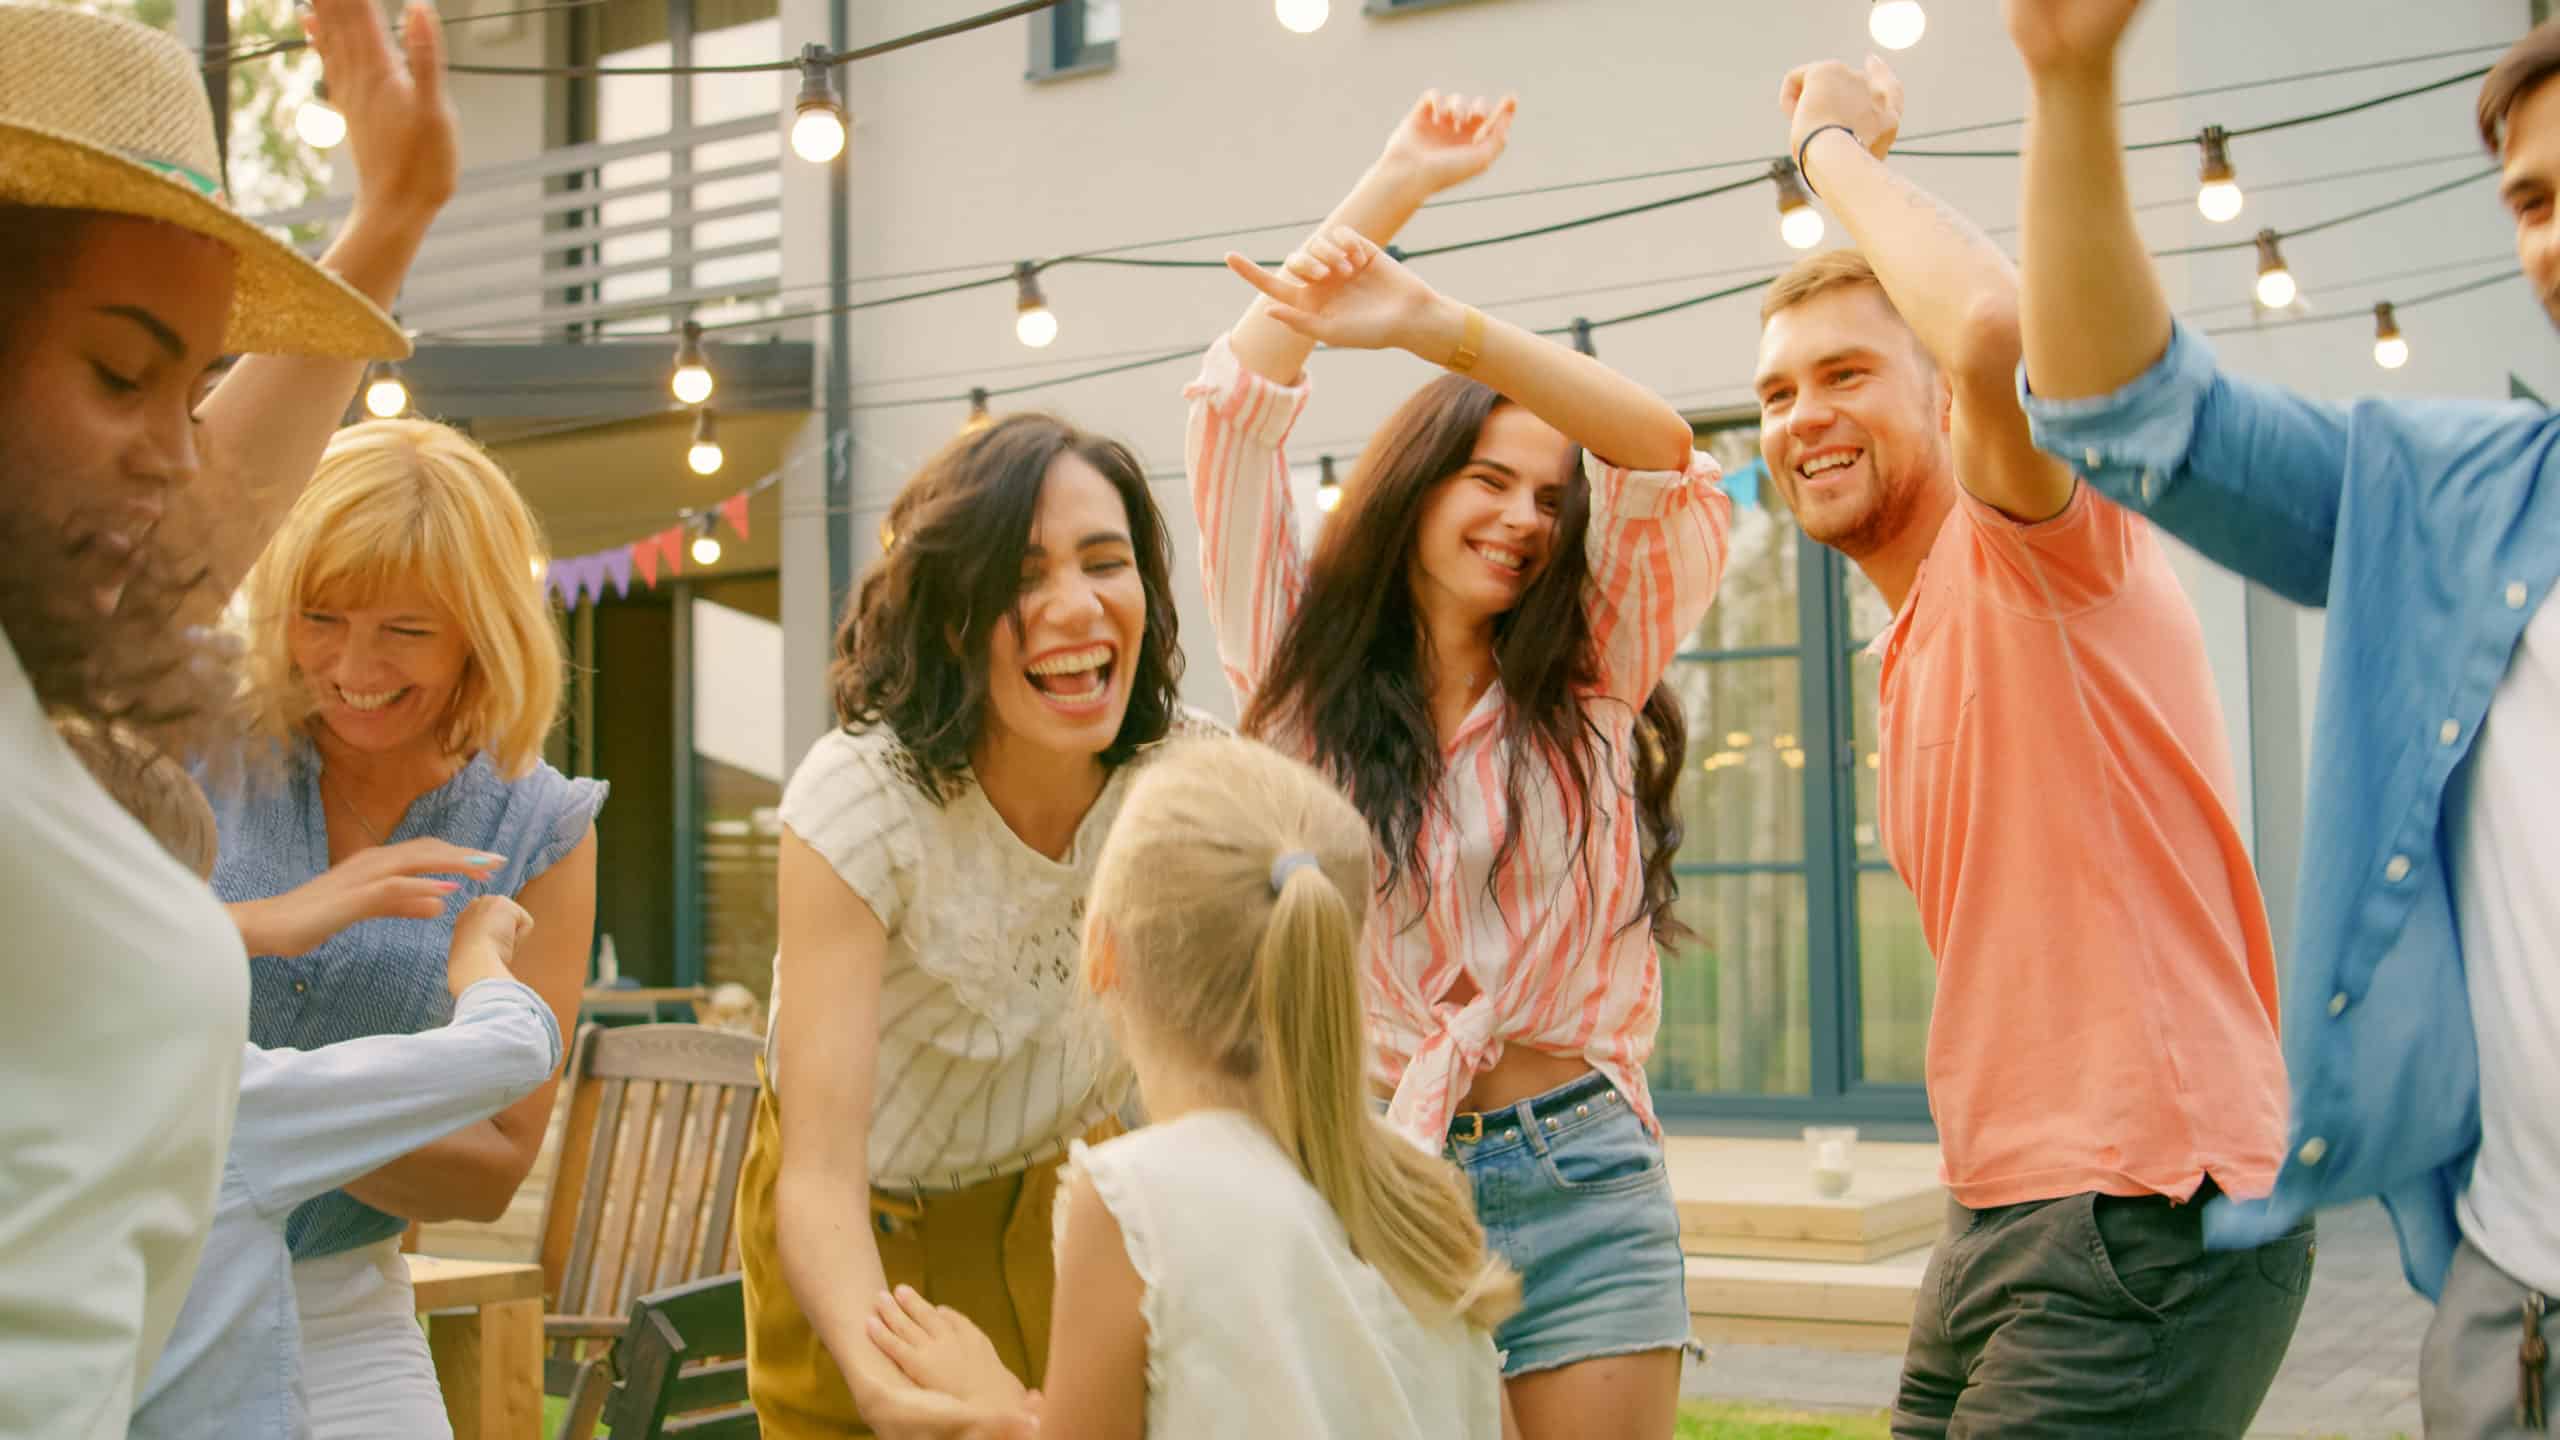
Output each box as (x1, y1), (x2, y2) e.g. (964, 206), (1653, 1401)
(1269, 850), (1321, 895)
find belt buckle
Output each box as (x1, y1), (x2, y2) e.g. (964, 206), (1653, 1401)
(1451, 1111), (1485, 1145)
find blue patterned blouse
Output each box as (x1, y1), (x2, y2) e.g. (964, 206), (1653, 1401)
(210, 738), (607, 1259)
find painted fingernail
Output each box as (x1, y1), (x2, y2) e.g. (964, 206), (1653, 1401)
(435, 881), (461, 893)
(473, 853), (502, 866)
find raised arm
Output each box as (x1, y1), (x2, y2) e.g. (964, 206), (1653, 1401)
(1228, 93), (1515, 387)
(2006, 0), (2174, 400)
(1786, 57), (2073, 522)
(193, 0), (457, 601)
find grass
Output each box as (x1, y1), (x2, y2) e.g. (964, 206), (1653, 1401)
(1676, 1401), (1893, 1439)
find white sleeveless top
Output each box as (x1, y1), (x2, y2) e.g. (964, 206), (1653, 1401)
(1073, 1110), (1503, 1439)
(770, 715), (1218, 1189)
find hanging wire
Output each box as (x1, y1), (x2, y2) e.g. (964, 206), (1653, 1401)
(198, 0), (606, 70)
(442, 0), (1060, 76)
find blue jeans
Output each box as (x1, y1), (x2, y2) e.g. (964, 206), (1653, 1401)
(1445, 1071), (1695, 1377)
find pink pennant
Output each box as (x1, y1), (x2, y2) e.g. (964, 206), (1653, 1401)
(632, 539), (659, 590)
(720, 491), (751, 542)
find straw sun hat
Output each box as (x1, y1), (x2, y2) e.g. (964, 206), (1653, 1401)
(0, 2), (409, 360)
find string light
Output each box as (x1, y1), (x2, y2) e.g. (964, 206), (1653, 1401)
(529, 557), (546, 582)
(362, 362), (409, 419)
(790, 44), (848, 165)
(1275, 0), (1328, 33)
(690, 513), (723, 566)
(1316, 454), (1342, 513)
(1772, 159), (1824, 250)
(687, 408), (725, 476)
(2196, 125), (2243, 223)
(1014, 262), (1058, 348)
(295, 81), (346, 150)
(964, 386), (993, 432)
(2254, 229), (2297, 309)
(1869, 0), (1926, 51)
(670, 320), (714, 405)
(2373, 301), (2409, 368)
(1569, 317), (1596, 356)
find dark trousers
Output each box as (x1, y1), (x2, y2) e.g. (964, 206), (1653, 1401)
(1892, 1184), (2315, 1438)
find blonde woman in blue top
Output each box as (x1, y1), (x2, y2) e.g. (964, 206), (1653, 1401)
(211, 418), (604, 1440)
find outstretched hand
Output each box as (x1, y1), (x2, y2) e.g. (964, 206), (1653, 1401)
(1376, 91), (1518, 199)
(1781, 56), (1903, 165)
(229, 837), (502, 959)
(1225, 225), (1447, 355)
(304, 0), (460, 227)
(868, 1287), (1031, 1410)
(2003, 0), (2147, 77)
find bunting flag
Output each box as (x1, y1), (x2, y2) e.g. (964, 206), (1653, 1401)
(720, 491), (751, 542)
(632, 536), (660, 590)
(529, 443), (819, 611)
(1724, 456), (1764, 511)
(657, 525), (686, 577)
(576, 554), (610, 608)
(602, 547), (633, 598)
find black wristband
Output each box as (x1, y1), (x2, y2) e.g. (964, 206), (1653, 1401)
(1795, 123), (1859, 198)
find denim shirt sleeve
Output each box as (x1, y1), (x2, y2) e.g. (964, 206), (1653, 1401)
(228, 980), (565, 1222)
(2019, 321), (2349, 608)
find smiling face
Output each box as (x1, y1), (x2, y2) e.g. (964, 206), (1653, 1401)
(2498, 74), (2560, 330)
(1753, 281), (1952, 560)
(1407, 402), (1572, 629)
(0, 214), (237, 609)
(977, 451), (1149, 766)
(287, 586), (473, 758)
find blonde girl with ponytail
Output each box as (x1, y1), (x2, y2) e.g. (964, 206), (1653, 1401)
(862, 736), (1520, 1440)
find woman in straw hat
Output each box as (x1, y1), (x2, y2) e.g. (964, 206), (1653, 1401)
(0, 0), (454, 1433)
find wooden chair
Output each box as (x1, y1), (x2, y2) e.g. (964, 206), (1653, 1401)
(595, 1272), (758, 1438)
(537, 1023), (762, 1440)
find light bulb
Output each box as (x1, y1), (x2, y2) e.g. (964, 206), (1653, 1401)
(529, 558), (545, 581)
(2253, 230), (2295, 310)
(687, 441), (724, 476)
(295, 97), (346, 151)
(1316, 483), (1342, 513)
(2198, 181), (2244, 224)
(2373, 302), (2408, 369)
(691, 533), (723, 565)
(2195, 126), (2242, 224)
(1869, 0), (1925, 51)
(1781, 205), (1826, 250)
(791, 107), (846, 165)
(791, 45), (848, 165)
(1275, 0), (1328, 33)
(363, 369), (408, 419)
(670, 321), (714, 404)
(1016, 304), (1057, 348)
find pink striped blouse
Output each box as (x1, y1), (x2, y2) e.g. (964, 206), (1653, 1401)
(1183, 336), (1732, 1146)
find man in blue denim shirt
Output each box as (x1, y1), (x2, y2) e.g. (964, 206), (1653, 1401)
(2005, 2), (2560, 1431)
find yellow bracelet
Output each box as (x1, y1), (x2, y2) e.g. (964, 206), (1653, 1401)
(1449, 305), (1485, 374)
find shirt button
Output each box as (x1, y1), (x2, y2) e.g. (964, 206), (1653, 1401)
(2508, 581), (2530, 611)
(291, 979), (308, 995)
(2384, 855), (2412, 883)
(2083, 447), (2102, 471)
(2140, 469), (2159, 502)
(2298, 1137), (2329, 1166)
(2439, 719), (2461, 746)
(2328, 992), (2349, 1018)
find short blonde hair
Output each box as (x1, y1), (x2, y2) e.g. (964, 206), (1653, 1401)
(1761, 247), (1888, 324)
(1090, 737), (1519, 1333)
(235, 419), (560, 777)
(55, 716), (219, 880)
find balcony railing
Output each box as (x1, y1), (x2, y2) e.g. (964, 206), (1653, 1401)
(251, 114), (786, 343)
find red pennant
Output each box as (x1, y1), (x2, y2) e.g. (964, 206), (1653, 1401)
(632, 539), (659, 589)
(660, 526), (686, 577)
(720, 491), (751, 542)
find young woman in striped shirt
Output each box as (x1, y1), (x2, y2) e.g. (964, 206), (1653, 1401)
(1186, 96), (1731, 1440)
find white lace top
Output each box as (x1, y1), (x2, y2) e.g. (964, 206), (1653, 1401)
(1073, 1111), (1503, 1439)
(769, 715), (1216, 1189)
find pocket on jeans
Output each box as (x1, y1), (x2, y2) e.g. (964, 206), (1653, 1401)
(1538, 1111), (1668, 1195)
(2080, 1193), (2175, 1324)
(2253, 1218), (2317, 1299)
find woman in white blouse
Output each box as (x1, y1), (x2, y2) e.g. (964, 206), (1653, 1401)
(735, 413), (1213, 1440)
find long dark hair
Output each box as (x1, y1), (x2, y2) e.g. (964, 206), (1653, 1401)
(1241, 376), (1688, 941)
(828, 413), (1184, 798)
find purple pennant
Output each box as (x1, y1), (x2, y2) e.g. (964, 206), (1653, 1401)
(547, 560), (578, 610)
(572, 553), (609, 608)
(601, 547), (633, 599)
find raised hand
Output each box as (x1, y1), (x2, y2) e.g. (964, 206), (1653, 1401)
(2003, 0), (2147, 78)
(446, 895), (534, 999)
(868, 1286), (1030, 1408)
(1376, 91), (1518, 200)
(304, 0), (460, 228)
(1226, 225), (1446, 355)
(1782, 56), (1904, 164)
(229, 837), (503, 958)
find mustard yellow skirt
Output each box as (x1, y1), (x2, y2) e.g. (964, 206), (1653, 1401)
(736, 1069), (1108, 1438)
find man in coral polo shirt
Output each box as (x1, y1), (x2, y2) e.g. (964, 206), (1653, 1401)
(1747, 56), (2310, 1436)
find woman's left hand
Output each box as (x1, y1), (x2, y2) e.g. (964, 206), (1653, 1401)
(1224, 225), (1449, 356)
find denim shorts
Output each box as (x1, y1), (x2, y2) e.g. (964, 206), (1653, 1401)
(1446, 1070), (1695, 1377)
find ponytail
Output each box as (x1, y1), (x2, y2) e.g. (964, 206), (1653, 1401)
(1255, 862), (1520, 1333)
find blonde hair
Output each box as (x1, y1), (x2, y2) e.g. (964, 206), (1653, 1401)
(1088, 737), (1519, 1333)
(235, 419), (561, 777)
(1760, 247), (1888, 324)
(55, 716), (219, 880)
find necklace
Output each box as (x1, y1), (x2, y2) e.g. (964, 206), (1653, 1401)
(323, 769), (392, 848)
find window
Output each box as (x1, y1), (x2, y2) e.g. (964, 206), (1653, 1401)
(1646, 418), (1934, 1127)
(1028, 0), (1118, 81)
